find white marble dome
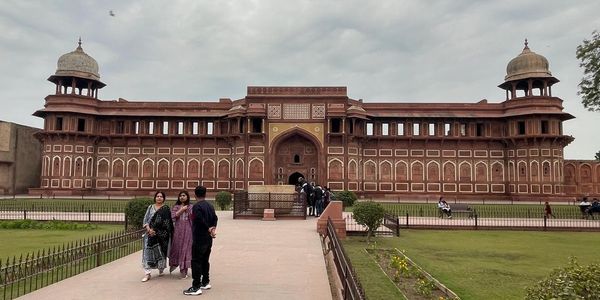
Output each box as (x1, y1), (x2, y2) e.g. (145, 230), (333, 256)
(55, 40), (100, 81)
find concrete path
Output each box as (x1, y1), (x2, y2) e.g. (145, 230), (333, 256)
(18, 212), (331, 300)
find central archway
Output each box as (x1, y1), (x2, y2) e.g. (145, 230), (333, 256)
(288, 172), (305, 185)
(270, 129), (321, 185)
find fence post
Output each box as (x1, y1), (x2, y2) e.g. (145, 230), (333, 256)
(405, 213), (409, 227)
(475, 213), (478, 229)
(543, 215), (547, 231)
(23, 209), (27, 220)
(396, 216), (400, 237)
(88, 209), (92, 222)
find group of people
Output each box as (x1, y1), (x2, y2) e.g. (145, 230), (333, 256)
(437, 197), (452, 218)
(297, 177), (334, 217)
(141, 185), (218, 296)
(578, 197), (600, 219)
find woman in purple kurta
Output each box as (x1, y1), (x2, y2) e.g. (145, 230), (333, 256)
(169, 191), (193, 278)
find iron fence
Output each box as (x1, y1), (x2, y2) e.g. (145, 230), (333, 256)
(346, 211), (600, 232)
(233, 192), (306, 219)
(322, 218), (365, 300)
(0, 229), (144, 300)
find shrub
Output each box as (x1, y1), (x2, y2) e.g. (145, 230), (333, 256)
(525, 257), (600, 300)
(335, 190), (357, 207)
(0, 220), (97, 230)
(125, 197), (153, 229)
(352, 201), (385, 242)
(215, 191), (232, 210)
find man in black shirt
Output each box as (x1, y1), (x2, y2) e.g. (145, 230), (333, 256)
(183, 185), (218, 296)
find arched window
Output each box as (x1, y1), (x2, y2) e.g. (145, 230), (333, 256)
(293, 154), (300, 164)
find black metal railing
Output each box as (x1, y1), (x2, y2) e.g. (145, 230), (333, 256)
(354, 210), (600, 232)
(323, 218), (365, 300)
(233, 192), (306, 219)
(0, 229), (144, 300)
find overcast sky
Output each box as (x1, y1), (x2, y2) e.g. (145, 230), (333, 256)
(1, 1), (599, 159)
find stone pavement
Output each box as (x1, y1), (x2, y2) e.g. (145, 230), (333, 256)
(18, 211), (331, 300)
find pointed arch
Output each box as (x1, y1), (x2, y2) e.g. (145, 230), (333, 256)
(426, 161), (440, 181)
(443, 161), (456, 182)
(363, 160), (376, 181)
(553, 161), (560, 182)
(530, 160), (540, 182)
(97, 158), (109, 178)
(217, 159), (231, 179)
(74, 156), (84, 177)
(172, 158), (185, 179)
(63, 156), (72, 177)
(247, 157), (264, 179)
(142, 158), (155, 178)
(235, 159), (244, 178)
(157, 158), (170, 178)
(395, 160), (408, 181)
(379, 160), (392, 181)
(328, 158), (344, 180)
(508, 161), (516, 182)
(43, 156), (50, 176)
(475, 161), (488, 182)
(187, 159), (200, 179)
(411, 160), (424, 181)
(491, 161), (504, 182)
(580, 163), (592, 183)
(348, 159), (358, 180)
(52, 156), (61, 177)
(564, 163), (576, 184)
(542, 160), (551, 181)
(459, 161), (472, 182)
(202, 159), (216, 179)
(127, 158), (139, 178)
(112, 158), (124, 178)
(85, 157), (94, 177)
(517, 160), (528, 182)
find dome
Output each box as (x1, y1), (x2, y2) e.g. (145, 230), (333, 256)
(504, 40), (553, 82)
(54, 39), (100, 81)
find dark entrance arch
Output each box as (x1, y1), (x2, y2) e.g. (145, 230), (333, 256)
(288, 172), (305, 185)
(271, 130), (320, 185)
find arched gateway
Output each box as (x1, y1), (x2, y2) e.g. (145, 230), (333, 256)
(271, 131), (320, 185)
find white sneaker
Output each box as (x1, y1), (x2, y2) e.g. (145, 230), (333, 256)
(200, 283), (212, 290)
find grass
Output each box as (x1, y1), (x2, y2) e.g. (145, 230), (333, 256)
(0, 224), (123, 259)
(343, 230), (600, 300)
(345, 202), (584, 219)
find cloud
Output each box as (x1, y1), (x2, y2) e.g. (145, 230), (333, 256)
(0, 0), (599, 158)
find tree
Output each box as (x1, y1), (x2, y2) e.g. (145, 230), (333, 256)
(576, 30), (600, 111)
(595, 150), (600, 161)
(334, 190), (357, 207)
(124, 197), (153, 229)
(352, 201), (386, 242)
(525, 257), (600, 300)
(215, 191), (232, 210)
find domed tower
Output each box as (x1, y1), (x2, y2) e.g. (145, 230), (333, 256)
(498, 39), (558, 100)
(47, 38), (105, 98)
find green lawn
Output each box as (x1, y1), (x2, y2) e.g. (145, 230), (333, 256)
(343, 230), (600, 300)
(0, 224), (124, 259)
(345, 202), (584, 219)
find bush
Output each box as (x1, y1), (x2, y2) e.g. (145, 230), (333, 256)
(525, 257), (600, 299)
(352, 201), (386, 242)
(215, 191), (232, 210)
(0, 220), (97, 230)
(125, 197), (153, 229)
(335, 190), (357, 207)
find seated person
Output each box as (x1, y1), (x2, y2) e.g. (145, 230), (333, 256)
(437, 197), (452, 218)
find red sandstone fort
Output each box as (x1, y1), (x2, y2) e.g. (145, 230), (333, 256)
(29, 40), (600, 200)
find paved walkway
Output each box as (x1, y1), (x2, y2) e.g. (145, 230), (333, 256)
(18, 212), (331, 300)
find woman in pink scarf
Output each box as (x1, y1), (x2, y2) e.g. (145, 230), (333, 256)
(169, 191), (193, 278)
